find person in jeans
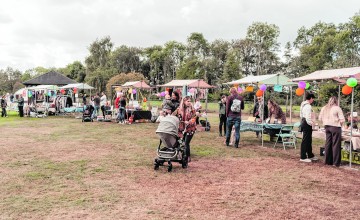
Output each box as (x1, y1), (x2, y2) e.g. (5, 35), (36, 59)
(118, 95), (127, 124)
(299, 93), (317, 163)
(225, 87), (244, 148)
(319, 96), (345, 167)
(100, 91), (107, 118)
(218, 95), (227, 137)
(92, 93), (101, 119)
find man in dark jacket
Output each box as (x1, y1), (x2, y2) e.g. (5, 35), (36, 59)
(18, 95), (24, 117)
(253, 96), (269, 137)
(225, 87), (244, 148)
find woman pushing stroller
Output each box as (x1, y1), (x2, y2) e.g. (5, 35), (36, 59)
(172, 96), (197, 162)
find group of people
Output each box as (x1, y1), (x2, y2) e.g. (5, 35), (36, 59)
(218, 87), (349, 167)
(1, 94), (24, 117)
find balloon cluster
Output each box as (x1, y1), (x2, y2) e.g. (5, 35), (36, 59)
(255, 84), (267, 97)
(342, 77), (358, 95)
(295, 81), (310, 96)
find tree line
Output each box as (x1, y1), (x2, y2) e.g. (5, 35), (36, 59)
(1, 12), (359, 108)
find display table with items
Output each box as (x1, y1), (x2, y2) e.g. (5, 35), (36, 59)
(240, 121), (290, 142)
(312, 129), (360, 164)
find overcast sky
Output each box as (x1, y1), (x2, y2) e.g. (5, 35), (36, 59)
(1, 0), (359, 72)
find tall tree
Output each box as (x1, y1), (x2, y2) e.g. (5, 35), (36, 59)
(85, 36), (115, 92)
(246, 22), (281, 75)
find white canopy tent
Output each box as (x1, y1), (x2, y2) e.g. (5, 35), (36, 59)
(226, 74), (295, 86)
(225, 74), (297, 147)
(60, 83), (95, 90)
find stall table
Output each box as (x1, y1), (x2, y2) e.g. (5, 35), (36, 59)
(126, 109), (152, 121)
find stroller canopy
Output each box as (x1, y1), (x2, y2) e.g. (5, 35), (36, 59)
(156, 115), (180, 137)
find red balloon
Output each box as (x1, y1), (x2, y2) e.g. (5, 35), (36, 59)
(73, 88), (77, 93)
(256, 90), (264, 97)
(60, 89), (65, 94)
(295, 88), (305, 96)
(342, 85), (352, 95)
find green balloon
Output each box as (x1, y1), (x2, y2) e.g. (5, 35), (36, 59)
(305, 82), (310, 89)
(347, 78), (358, 88)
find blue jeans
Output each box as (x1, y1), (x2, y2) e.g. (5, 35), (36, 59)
(226, 117), (241, 147)
(92, 105), (100, 118)
(117, 107), (125, 122)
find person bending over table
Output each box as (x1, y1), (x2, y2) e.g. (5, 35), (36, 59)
(267, 99), (286, 124)
(319, 96), (345, 167)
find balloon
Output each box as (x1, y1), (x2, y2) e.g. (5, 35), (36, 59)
(189, 88), (195, 93)
(342, 85), (352, 95)
(298, 81), (306, 89)
(256, 90), (264, 97)
(237, 87), (243, 93)
(143, 97), (147, 102)
(347, 77), (358, 88)
(259, 84), (267, 91)
(295, 88), (305, 96)
(305, 83), (310, 89)
(160, 92), (165, 97)
(73, 88), (77, 93)
(132, 89), (137, 94)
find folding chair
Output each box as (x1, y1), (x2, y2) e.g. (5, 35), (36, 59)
(274, 124), (296, 150)
(291, 122), (301, 144)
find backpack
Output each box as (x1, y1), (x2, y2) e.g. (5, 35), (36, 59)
(231, 97), (241, 113)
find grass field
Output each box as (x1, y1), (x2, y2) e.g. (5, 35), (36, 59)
(0, 111), (359, 219)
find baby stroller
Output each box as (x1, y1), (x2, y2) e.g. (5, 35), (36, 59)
(82, 105), (94, 122)
(154, 115), (188, 172)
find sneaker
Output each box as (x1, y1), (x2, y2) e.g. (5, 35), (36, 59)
(300, 158), (312, 163)
(309, 156), (318, 161)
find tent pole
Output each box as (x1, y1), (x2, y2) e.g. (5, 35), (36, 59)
(262, 91), (264, 147)
(349, 89), (354, 168)
(290, 86), (293, 123)
(338, 84), (341, 105)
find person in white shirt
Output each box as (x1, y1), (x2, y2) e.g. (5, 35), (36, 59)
(299, 93), (318, 163)
(100, 92), (107, 118)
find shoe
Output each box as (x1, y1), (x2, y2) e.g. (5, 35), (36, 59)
(300, 158), (312, 163)
(309, 156), (318, 161)
(225, 142), (229, 147)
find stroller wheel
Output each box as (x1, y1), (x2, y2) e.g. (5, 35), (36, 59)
(154, 164), (159, 170)
(167, 161), (172, 172)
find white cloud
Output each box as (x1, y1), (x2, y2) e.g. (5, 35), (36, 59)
(0, 0), (359, 71)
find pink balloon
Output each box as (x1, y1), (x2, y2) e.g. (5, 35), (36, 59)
(160, 92), (165, 97)
(259, 84), (267, 91)
(298, 81), (306, 89)
(132, 89), (137, 94)
(237, 87), (243, 93)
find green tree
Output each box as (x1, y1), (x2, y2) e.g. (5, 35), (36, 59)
(60, 61), (86, 82)
(85, 36), (115, 91)
(246, 22), (281, 75)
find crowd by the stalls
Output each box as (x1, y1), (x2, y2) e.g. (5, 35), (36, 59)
(2, 85), (358, 167)
(216, 86), (357, 167)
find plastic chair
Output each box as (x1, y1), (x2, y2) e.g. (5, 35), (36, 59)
(274, 124), (296, 150)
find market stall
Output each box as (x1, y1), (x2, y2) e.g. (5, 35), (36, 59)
(292, 66), (360, 167)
